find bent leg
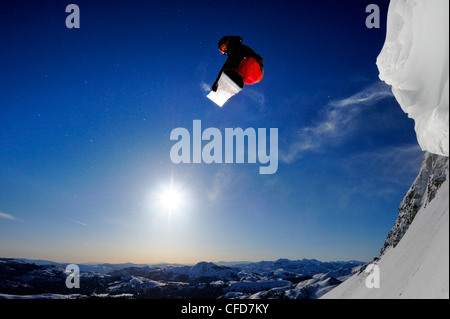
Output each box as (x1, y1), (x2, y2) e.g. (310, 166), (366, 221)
(236, 57), (263, 85)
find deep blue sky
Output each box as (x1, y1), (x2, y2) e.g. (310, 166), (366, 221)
(0, 0), (423, 264)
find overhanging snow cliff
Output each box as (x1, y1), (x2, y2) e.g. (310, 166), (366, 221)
(376, 0), (449, 157)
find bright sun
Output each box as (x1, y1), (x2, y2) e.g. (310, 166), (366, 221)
(156, 180), (189, 216)
(160, 188), (182, 212)
(153, 178), (190, 219)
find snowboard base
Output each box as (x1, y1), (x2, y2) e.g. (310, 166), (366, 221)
(207, 70), (244, 107)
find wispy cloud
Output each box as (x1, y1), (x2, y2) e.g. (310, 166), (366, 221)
(350, 144), (424, 186)
(200, 81), (210, 93)
(242, 88), (266, 113)
(334, 144), (424, 203)
(0, 212), (16, 221)
(318, 144), (424, 208)
(280, 81), (394, 163)
(69, 218), (87, 226)
(207, 166), (233, 202)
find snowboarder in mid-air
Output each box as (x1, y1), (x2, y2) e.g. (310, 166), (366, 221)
(212, 36), (264, 91)
(207, 36), (264, 107)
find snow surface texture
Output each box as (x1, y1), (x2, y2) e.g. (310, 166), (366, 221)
(377, 0), (449, 156)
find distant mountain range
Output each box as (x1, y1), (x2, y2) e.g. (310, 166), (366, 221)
(0, 257), (363, 299)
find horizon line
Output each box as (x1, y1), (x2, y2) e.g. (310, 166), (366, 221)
(1, 255), (368, 266)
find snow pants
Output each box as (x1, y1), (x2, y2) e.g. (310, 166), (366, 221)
(235, 57), (263, 85)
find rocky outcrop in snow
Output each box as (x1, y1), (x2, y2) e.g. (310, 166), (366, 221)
(323, 168), (449, 299)
(380, 152), (448, 255)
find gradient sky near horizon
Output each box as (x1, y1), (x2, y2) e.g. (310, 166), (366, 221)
(0, 0), (424, 264)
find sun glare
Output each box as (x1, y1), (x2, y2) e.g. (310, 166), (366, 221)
(160, 188), (182, 212)
(155, 179), (189, 217)
(152, 177), (192, 223)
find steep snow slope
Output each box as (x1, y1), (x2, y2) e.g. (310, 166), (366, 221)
(323, 159), (449, 299)
(377, 0), (449, 156)
(380, 153), (448, 255)
(323, 0), (449, 299)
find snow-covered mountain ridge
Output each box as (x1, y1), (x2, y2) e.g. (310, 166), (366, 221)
(0, 257), (363, 299)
